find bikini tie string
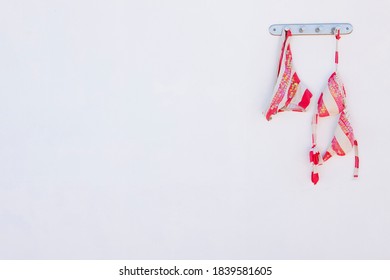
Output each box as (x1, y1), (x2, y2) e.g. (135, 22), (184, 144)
(353, 140), (359, 178)
(309, 144), (323, 185)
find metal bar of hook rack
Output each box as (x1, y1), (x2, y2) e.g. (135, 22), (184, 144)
(269, 23), (353, 36)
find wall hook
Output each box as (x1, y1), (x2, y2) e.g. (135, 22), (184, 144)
(269, 23), (353, 36)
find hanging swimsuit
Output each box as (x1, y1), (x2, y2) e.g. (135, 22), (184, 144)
(265, 28), (359, 184)
(265, 29), (313, 121)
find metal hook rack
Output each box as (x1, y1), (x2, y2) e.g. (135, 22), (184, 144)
(269, 23), (353, 36)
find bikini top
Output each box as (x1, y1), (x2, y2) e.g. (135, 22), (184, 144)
(265, 29), (359, 184)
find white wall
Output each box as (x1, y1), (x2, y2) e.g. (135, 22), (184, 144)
(0, 0), (389, 259)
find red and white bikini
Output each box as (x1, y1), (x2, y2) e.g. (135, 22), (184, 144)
(265, 28), (359, 184)
(265, 29), (313, 121)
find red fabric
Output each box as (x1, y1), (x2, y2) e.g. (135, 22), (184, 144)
(323, 151), (332, 161)
(312, 151), (320, 165)
(298, 89), (312, 109)
(311, 172), (319, 185)
(317, 93), (330, 117)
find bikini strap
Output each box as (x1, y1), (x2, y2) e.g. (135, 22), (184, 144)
(309, 113), (323, 185)
(354, 140), (359, 178)
(334, 28), (341, 71)
(277, 29), (292, 76)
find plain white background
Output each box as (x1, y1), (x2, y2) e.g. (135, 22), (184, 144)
(0, 0), (389, 259)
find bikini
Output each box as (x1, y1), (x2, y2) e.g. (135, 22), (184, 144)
(265, 28), (359, 184)
(265, 29), (312, 121)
